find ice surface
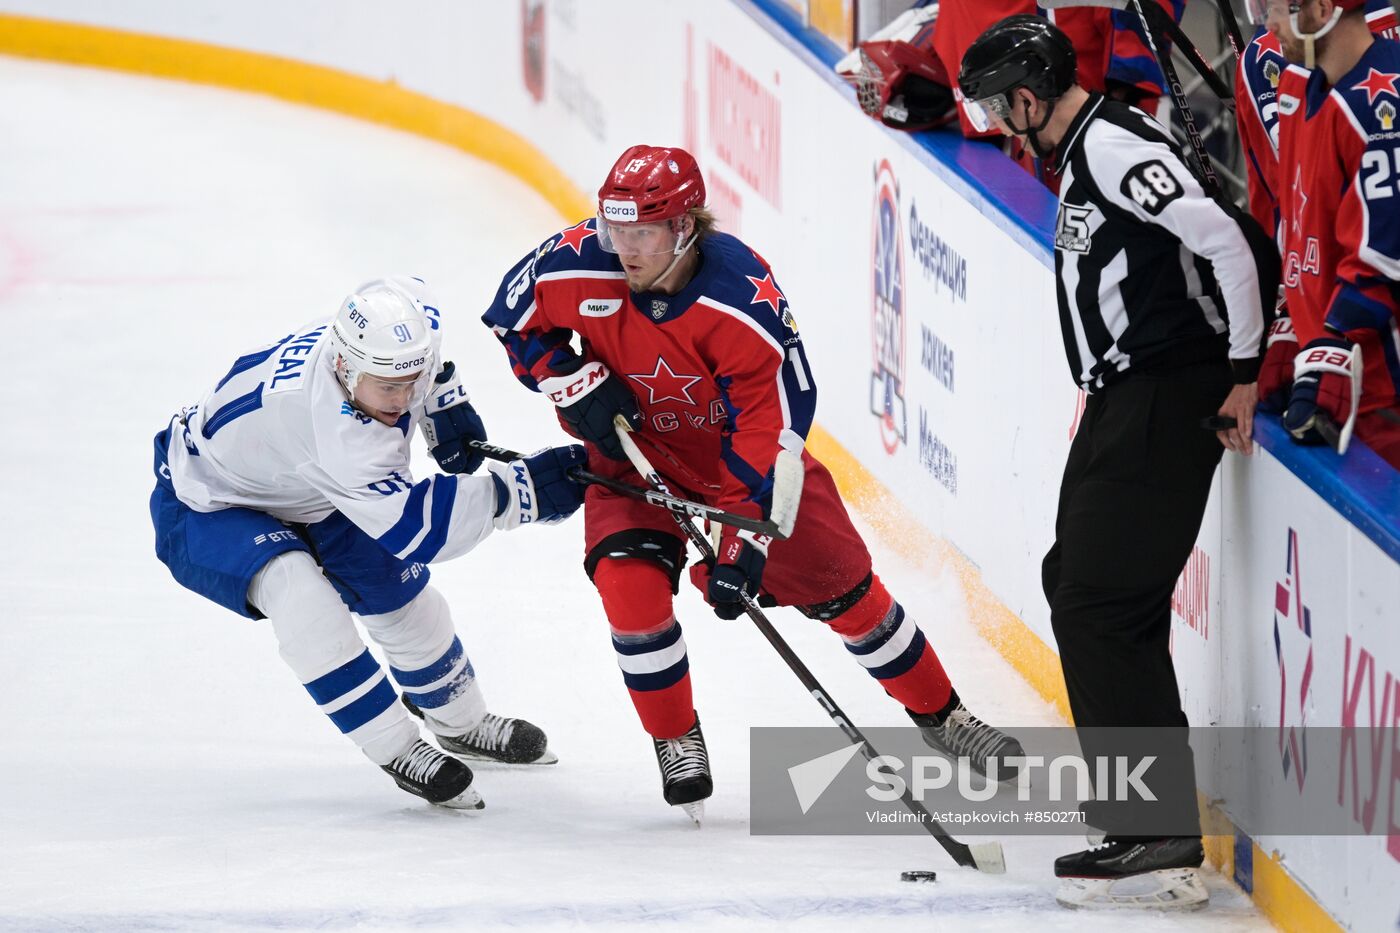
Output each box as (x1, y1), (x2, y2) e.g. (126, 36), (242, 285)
(0, 56), (1271, 932)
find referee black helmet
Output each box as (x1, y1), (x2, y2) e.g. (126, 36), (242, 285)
(957, 15), (1076, 106)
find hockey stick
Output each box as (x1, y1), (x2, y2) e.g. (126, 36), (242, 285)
(1042, 0), (1235, 101)
(1040, 0), (1226, 194)
(1208, 0), (1248, 61)
(1314, 343), (1363, 454)
(465, 439), (787, 539)
(609, 418), (1007, 875)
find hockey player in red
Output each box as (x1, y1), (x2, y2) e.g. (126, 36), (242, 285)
(1269, 0), (1400, 467)
(1237, 0), (1397, 412)
(483, 145), (1023, 819)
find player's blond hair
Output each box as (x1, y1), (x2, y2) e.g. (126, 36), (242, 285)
(688, 206), (720, 241)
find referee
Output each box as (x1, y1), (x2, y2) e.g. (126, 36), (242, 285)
(959, 16), (1279, 909)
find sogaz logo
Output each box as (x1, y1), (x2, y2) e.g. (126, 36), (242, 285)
(602, 199), (638, 221)
(870, 159), (907, 455)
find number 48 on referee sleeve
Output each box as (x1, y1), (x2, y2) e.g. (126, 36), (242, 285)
(1120, 160), (1184, 216)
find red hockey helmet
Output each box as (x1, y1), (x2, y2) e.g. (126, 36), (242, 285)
(847, 39), (957, 131)
(597, 145), (707, 226)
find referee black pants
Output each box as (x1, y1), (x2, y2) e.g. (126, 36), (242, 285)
(1041, 360), (1230, 839)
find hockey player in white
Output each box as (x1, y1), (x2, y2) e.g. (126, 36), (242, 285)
(149, 276), (587, 808)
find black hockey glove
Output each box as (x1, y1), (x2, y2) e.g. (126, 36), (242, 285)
(421, 362), (488, 474)
(704, 530), (771, 620)
(536, 357), (643, 461)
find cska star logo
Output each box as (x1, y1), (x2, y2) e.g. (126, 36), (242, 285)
(627, 356), (703, 406)
(746, 272), (785, 314)
(554, 219), (596, 256)
(1355, 67), (1400, 106)
(1273, 528), (1314, 793)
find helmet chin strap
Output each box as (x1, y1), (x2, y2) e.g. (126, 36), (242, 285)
(1290, 4), (1344, 68)
(647, 230), (699, 292)
(1008, 95), (1059, 160)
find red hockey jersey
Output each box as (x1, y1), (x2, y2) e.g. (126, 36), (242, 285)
(1276, 36), (1400, 413)
(482, 222), (815, 520)
(1236, 5), (1398, 238)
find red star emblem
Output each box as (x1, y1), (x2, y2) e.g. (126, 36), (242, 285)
(746, 272), (785, 314)
(1274, 528), (1313, 792)
(1291, 165), (1308, 237)
(626, 356), (704, 406)
(1355, 68), (1400, 105)
(555, 220), (596, 256)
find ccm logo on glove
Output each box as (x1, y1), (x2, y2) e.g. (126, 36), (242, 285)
(540, 361), (609, 404)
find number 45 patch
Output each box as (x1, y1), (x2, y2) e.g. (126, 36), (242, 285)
(1120, 159), (1183, 216)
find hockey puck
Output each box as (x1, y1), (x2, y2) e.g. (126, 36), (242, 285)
(900, 870), (937, 883)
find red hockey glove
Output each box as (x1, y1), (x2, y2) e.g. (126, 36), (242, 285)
(1257, 307), (1297, 413)
(1282, 337), (1360, 450)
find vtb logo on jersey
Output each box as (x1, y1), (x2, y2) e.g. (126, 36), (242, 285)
(1055, 204), (1094, 253)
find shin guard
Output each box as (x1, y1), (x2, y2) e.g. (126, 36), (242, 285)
(594, 558), (696, 739)
(829, 575), (953, 715)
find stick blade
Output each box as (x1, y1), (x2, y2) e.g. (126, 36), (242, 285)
(968, 842), (1007, 874)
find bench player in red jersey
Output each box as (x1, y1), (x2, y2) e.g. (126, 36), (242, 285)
(1236, 0), (1397, 421)
(482, 145), (1023, 820)
(1267, 0), (1400, 466)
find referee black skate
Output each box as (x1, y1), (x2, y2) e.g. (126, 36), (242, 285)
(959, 16), (1279, 910)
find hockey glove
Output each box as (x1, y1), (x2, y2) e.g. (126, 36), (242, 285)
(1283, 337), (1360, 450)
(700, 530), (771, 620)
(421, 362), (488, 474)
(536, 357), (643, 461)
(487, 445), (588, 531)
(1256, 308), (1297, 414)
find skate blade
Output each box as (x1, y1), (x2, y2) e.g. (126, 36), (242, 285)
(448, 747), (559, 766)
(433, 787), (486, 810)
(678, 800), (705, 825)
(1055, 867), (1208, 910)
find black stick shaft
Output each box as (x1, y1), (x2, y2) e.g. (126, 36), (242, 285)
(1131, 0), (1222, 195)
(1211, 0), (1248, 60)
(466, 440), (783, 538)
(611, 427), (987, 870)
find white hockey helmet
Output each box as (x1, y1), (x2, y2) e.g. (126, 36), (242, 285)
(328, 276), (441, 410)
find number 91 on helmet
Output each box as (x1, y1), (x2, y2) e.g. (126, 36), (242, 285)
(329, 275), (442, 424)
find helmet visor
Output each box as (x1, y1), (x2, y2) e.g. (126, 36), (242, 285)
(964, 93), (1012, 133)
(596, 216), (685, 257)
(1244, 0), (1269, 25)
(352, 368), (434, 416)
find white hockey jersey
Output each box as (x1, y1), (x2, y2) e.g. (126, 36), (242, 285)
(162, 318), (499, 564)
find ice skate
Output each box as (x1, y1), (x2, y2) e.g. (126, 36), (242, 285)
(380, 739), (483, 809)
(1054, 837), (1208, 910)
(910, 693), (1025, 783)
(401, 695), (557, 765)
(653, 713), (712, 825)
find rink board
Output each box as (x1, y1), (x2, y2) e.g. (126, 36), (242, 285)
(3, 1), (1399, 929)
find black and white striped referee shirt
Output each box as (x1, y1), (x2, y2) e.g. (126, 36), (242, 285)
(1051, 94), (1276, 392)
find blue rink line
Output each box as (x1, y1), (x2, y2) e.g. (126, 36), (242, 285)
(739, 0), (1400, 563)
(0, 892), (1053, 931)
